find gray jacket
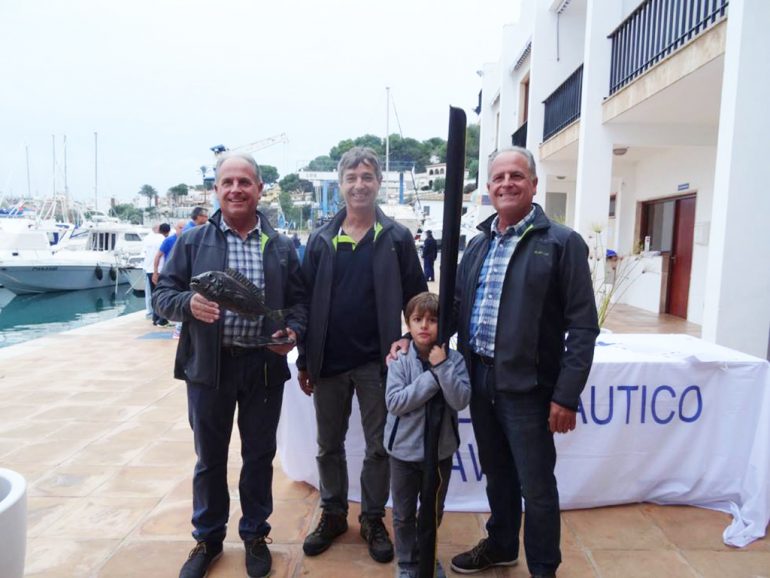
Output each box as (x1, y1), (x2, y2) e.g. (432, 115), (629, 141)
(384, 343), (471, 462)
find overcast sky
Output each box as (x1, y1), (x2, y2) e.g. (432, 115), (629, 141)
(1, 0), (519, 207)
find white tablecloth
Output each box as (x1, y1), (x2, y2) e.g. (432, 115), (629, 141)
(277, 334), (770, 547)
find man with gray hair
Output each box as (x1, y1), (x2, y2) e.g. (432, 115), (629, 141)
(447, 147), (598, 577)
(297, 146), (427, 563)
(154, 151), (307, 578)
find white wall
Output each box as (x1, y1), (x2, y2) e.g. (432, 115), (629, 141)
(618, 146), (717, 324)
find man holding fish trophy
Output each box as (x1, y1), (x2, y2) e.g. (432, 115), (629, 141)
(153, 151), (307, 578)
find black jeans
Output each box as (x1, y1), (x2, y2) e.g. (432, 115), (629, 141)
(186, 349), (283, 543)
(470, 356), (561, 575)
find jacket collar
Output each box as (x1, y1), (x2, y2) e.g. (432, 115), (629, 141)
(318, 205), (395, 243)
(208, 209), (279, 239)
(477, 202), (550, 237)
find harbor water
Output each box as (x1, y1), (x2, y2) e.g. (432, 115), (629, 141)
(0, 286), (144, 348)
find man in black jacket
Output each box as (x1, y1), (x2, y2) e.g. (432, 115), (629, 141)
(297, 147), (427, 563)
(448, 147), (599, 578)
(153, 152), (307, 578)
(421, 229), (438, 281)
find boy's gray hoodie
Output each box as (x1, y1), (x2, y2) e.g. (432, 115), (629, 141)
(384, 342), (471, 461)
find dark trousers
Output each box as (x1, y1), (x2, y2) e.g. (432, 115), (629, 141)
(390, 455), (452, 572)
(146, 273), (163, 324)
(186, 349), (283, 543)
(423, 258), (435, 282)
(313, 361), (389, 519)
(470, 356), (561, 575)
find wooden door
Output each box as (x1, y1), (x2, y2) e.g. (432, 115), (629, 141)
(666, 196), (696, 318)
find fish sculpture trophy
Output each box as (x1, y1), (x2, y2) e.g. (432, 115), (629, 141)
(189, 268), (295, 348)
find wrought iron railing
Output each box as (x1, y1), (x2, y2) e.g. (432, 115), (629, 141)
(608, 0), (729, 95)
(543, 65), (583, 142)
(511, 121), (528, 147)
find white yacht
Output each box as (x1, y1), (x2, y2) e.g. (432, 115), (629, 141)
(0, 224), (147, 294)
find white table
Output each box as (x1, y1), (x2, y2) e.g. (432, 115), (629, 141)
(277, 334), (770, 547)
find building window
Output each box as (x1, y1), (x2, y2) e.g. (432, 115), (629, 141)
(609, 195), (616, 218)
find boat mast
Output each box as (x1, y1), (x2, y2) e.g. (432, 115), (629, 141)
(25, 146), (31, 197)
(63, 134), (69, 199)
(51, 134), (56, 198)
(94, 131), (98, 212)
(385, 86), (390, 200)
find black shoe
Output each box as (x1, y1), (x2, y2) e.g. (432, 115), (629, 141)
(179, 541), (223, 578)
(244, 536), (272, 578)
(303, 511), (348, 556)
(450, 538), (518, 574)
(359, 516), (394, 563)
(157, 319), (169, 326)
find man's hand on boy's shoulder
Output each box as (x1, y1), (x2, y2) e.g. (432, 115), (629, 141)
(386, 338), (410, 365)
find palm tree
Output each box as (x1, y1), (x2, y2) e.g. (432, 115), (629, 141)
(139, 184), (158, 208)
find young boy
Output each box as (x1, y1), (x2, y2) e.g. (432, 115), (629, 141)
(384, 292), (471, 578)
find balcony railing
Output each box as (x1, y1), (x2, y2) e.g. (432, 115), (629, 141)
(608, 0), (729, 95)
(511, 121), (528, 148)
(543, 65), (583, 142)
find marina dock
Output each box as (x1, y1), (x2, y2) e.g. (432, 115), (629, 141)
(1, 308), (767, 577)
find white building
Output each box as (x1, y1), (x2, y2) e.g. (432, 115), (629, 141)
(477, 0), (769, 359)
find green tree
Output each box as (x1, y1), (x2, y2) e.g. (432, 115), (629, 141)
(467, 159), (479, 180)
(260, 165), (279, 184)
(465, 123), (480, 168)
(278, 173), (313, 194)
(167, 183), (189, 206)
(432, 177), (446, 192)
(138, 184), (158, 208)
(306, 155), (337, 171)
(110, 203), (143, 224)
(329, 134), (384, 160)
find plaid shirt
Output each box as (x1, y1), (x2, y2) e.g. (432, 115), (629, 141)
(469, 207), (536, 357)
(220, 217), (264, 347)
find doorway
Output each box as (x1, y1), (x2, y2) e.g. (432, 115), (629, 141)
(640, 194), (696, 318)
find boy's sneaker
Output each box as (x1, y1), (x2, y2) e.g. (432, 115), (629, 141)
(303, 511), (348, 556)
(450, 538), (518, 574)
(244, 536), (272, 578)
(359, 516), (394, 563)
(178, 541), (222, 578)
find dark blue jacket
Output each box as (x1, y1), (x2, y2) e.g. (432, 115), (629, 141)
(297, 206), (427, 379)
(454, 204), (599, 411)
(152, 210), (308, 389)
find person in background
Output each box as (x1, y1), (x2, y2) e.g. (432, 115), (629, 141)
(297, 146), (427, 563)
(141, 224), (164, 322)
(149, 223), (172, 326)
(385, 291), (470, 578)
(184, 207), (209, 232)
(153, 152), (307, 578)
(421, 230), (438, 282)
(153, 220), (186, 336)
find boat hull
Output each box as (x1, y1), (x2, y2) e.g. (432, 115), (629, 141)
(0, 264), (128, 294)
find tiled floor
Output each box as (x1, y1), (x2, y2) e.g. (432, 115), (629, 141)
(0, 303), (767, 577)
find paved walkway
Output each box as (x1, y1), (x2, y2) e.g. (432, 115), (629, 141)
(0, 306), (767, 577)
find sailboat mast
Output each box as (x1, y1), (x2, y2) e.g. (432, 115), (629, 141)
(94, 131), (98, 212)
(63, 134), (69, 199)
(51, 134), (56, 197)
(385, 86), (390, 198)
(26, 146), (31, 197)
